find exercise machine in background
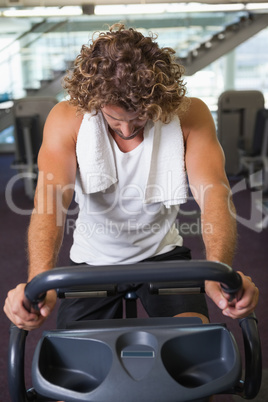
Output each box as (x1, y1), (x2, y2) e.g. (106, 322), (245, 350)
(11, 97), (58, 199)
(217, 90), (265, 178)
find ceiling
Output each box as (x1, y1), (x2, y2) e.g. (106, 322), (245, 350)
(1, 0), (268, 6)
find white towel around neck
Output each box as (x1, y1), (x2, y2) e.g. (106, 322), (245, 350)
(76, 111), (188, 207)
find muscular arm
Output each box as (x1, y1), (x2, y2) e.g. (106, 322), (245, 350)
(182, 97), (236, 265)
(4, 101), (81, 329)
(181, 98), (258, 318)
(27, 101), (79, 280)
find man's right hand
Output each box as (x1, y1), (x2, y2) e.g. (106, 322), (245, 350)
(3, 283), (57, 331)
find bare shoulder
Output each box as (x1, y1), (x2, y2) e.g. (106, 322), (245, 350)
(180, 97), (228, 187)
(180, 97), (212, 120)
(43, 100), (83, 144)
(179, 97), (216, 141)
(46, 99), (79, 118)
(38, 101), (82, 171)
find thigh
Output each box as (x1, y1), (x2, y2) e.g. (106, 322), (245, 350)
(56, 294), (124, 329)
(137, 288), (209, 318)
(137, 245), (209, 319)
(57, 260), (126, 329)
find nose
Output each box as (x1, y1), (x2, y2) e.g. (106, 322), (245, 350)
(120, 121), (135, 136)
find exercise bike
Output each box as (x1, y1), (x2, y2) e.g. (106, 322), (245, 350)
(8, 260), (262, 401)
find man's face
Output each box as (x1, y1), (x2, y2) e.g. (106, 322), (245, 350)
(101, 105), (148, 141)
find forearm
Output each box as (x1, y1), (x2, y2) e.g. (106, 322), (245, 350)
(200, 184), (237, 266)
(27, 151), (75, 281)
(201, 186), (259, 318)
(27, 209), (66, 281)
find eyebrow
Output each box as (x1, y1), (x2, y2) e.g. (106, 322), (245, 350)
(102, 111), (122, 121)
(102, 110), (140, 123)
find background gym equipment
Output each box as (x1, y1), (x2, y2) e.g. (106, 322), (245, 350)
(217, 90), (265, 176)
(11, 96), (57, 198)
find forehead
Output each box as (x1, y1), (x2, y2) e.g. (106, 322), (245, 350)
(102, 105), (141, 122)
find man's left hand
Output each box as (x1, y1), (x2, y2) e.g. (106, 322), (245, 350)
(205, 271), (259, 319)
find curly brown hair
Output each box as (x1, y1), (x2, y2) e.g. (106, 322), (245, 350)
(64, 23), (188, 123)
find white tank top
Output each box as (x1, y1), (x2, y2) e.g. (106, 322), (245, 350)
(70, 133), (183, 265)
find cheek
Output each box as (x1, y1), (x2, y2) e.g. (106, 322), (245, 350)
(107, 120), (120, 130)
(136, 122), (147, 131)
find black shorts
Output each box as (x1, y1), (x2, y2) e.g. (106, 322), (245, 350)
(56, 246), (209, 329)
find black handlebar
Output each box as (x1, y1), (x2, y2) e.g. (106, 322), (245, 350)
(9, 261), (261, 401)
(24, 260), (242, 310)
(239, 313), (262, 399)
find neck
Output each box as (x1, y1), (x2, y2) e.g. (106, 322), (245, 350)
(109, 127), (144, 153)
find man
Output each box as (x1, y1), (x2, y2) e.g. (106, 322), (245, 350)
(4, 24), (258, 330)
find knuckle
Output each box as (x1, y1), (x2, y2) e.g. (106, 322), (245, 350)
(7, 289), (14, 299)
(10, 304), (19, 315)
(16, 320), (25, 329)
